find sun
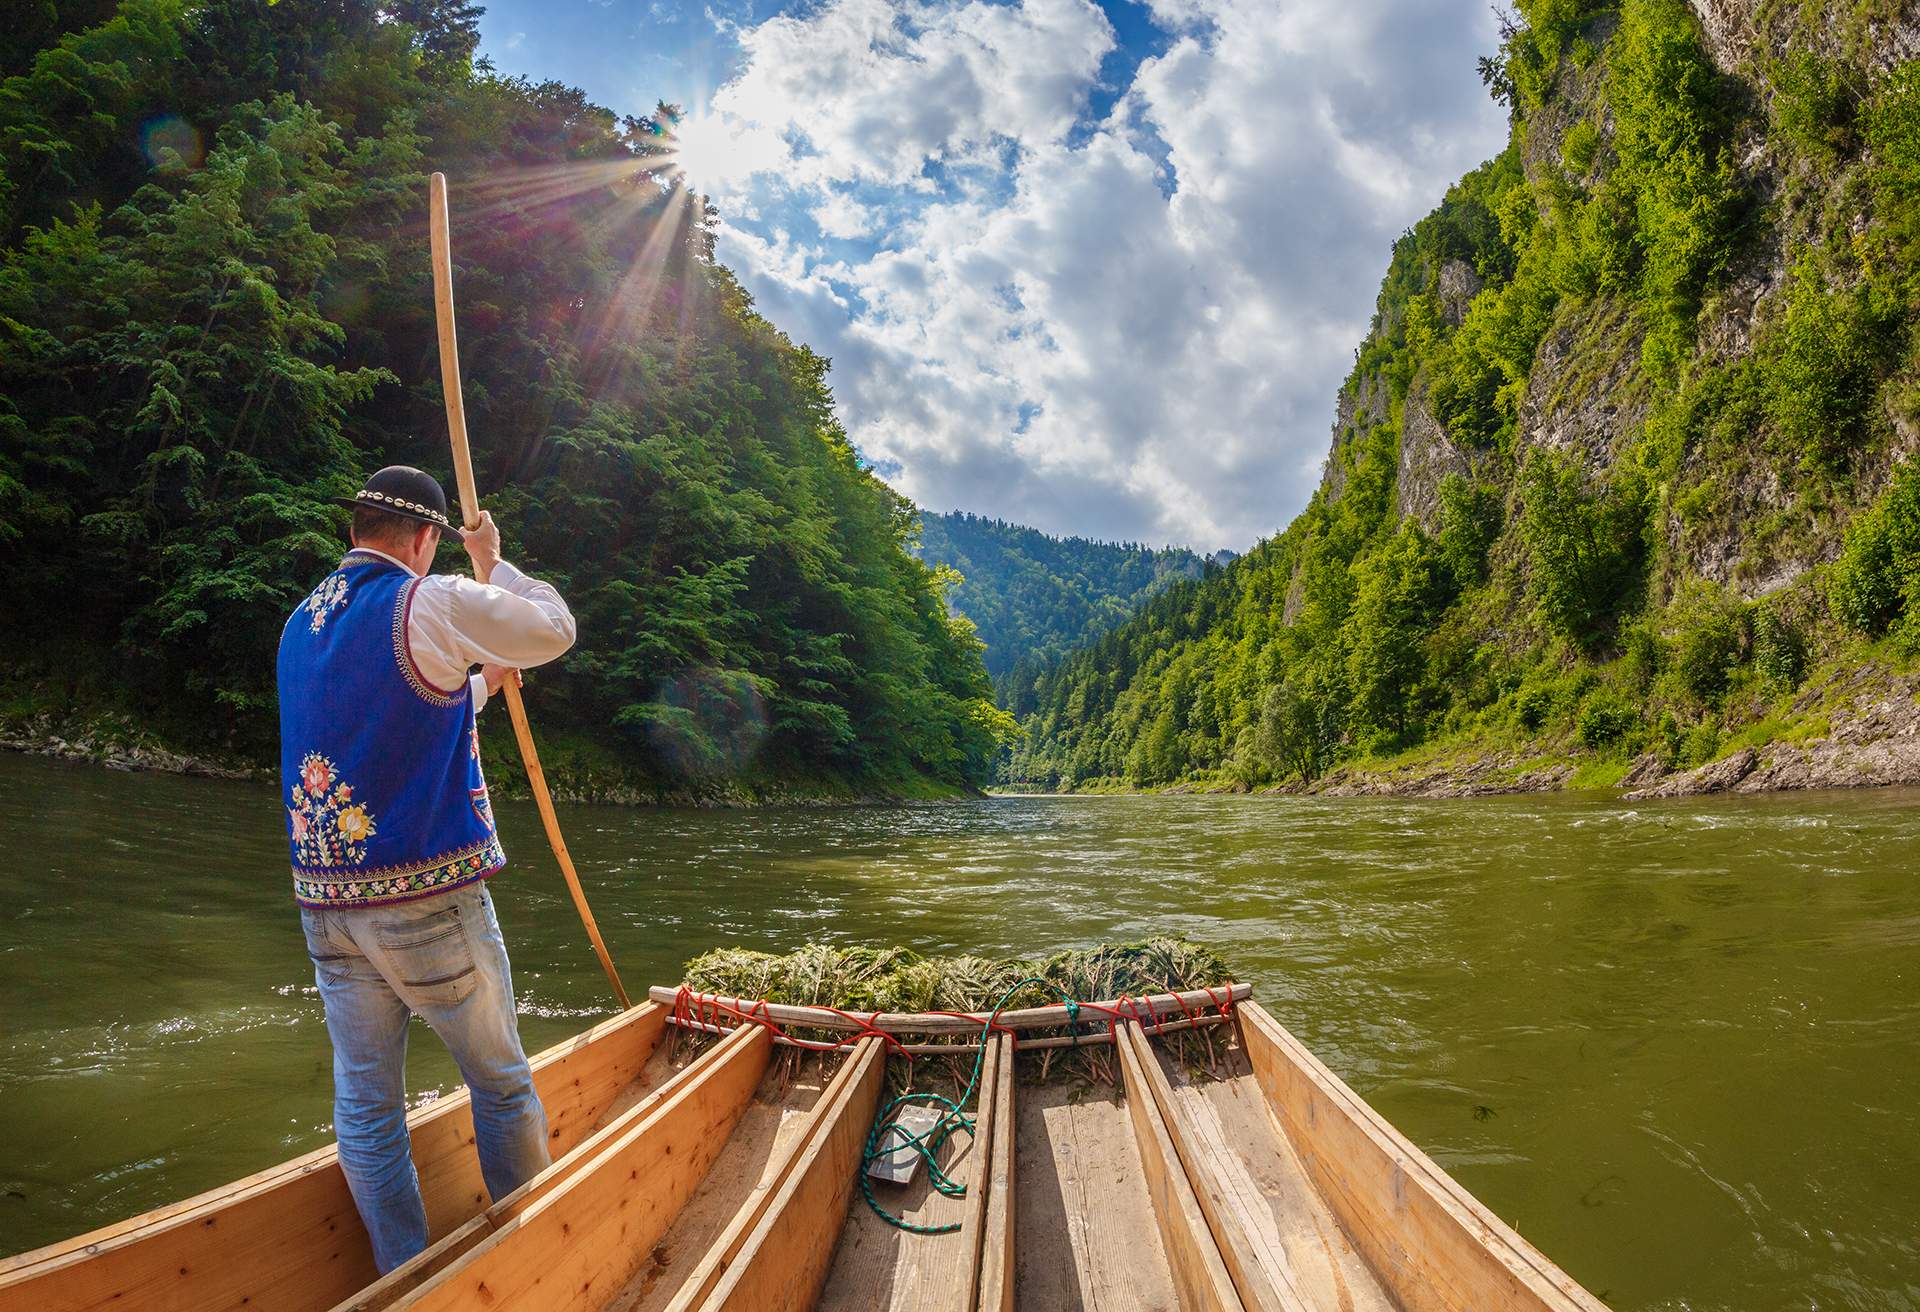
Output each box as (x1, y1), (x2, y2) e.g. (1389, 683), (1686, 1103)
(658, 109), (778, 195)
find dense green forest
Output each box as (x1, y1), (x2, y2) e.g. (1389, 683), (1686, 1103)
(0, 0), (1010, 799)
(1009, 0), (1920, 792)
(911, 510), (1219, 695)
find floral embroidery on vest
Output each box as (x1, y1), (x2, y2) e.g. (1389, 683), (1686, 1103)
(292, 835), (505, 906)
(304, 573), (350, 634)
(289, 752), (378, 867)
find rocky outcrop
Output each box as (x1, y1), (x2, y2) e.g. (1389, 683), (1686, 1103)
(1515, 301), (1650, 482)
(1624, 746), (1757, 798)
(1396, 385), (1486, 528)
(1688, 0), (1920, 75)
(1617, 752), (1668, 790)
(1317, 372), (1391, 508)
(1625, 663), (1920, 797)
(1435, 258), (1482, 327)
(1283, 755), (1573, 799)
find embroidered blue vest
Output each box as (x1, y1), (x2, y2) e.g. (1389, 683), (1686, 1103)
(277, 552), (503, 908)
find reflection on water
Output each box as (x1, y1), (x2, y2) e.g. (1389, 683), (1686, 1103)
(1, 751), (1917, 1310)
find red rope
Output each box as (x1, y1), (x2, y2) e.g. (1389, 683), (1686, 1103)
(672, 985), (915, 1060)
(669, 983), (1238, 1055)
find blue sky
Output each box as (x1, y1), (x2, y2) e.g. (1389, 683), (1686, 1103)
(477, 0), (1169, 124)
(473, 1), (1509, 552)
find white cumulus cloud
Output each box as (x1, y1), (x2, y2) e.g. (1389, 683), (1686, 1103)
(684, 0), (1508, 551)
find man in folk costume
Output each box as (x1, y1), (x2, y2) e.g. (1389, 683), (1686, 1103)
(278, 465), (577, 1272)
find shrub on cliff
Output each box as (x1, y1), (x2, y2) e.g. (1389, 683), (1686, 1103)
(1521, 453), (1650, 652)
(1577, 693), (1640, 749)
(1663, 584), (1750, 705)
(1830, 460), (1920, 644)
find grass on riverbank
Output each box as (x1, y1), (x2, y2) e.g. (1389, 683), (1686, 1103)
(1002, 636), (1920, 799)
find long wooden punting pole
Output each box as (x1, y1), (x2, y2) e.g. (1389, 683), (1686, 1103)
(429, 171), (631, 1009)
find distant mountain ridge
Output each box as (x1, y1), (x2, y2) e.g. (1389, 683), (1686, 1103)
(912, 511), (1228, 698)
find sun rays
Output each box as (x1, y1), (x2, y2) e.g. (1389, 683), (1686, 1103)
(450, 135), (713, 385)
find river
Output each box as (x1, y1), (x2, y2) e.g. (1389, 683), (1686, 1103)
(0, 750), (1915, 1309)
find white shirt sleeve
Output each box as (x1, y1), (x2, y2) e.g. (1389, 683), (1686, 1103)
(404, 559), (578, 710)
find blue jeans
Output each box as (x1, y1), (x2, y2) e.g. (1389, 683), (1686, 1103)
(301, 881), (550, 1273)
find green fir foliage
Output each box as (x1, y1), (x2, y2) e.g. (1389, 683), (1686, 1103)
(910, 510), (1216, 696)
(0, 0), (1006, 795)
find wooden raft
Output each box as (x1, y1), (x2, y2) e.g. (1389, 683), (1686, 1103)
(1, 985), (1611, 1312)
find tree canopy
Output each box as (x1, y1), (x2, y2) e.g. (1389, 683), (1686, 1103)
(0, 0), (1008, 797)
(911, 510), (1217, 702)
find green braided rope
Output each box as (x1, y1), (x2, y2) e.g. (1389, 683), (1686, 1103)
(859, 978), (1081, 1234)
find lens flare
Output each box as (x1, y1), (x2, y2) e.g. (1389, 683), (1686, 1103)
(140, 115), (204, 171)
(645, 667), (769, 781)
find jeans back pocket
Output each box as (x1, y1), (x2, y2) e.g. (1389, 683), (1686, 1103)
(373, 903), (479, 1008)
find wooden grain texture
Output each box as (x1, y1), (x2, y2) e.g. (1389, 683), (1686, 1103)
(816, 1041), (995, 1312)
(1014, 1081), (1179, 1312)
(956, 1034), (1002, 1312)
(1116, 1026), (1247, 1312)
(1122, 1026), (1309, 1312)
(1236, 1002), (1610, 1312)
(0, 1001), (665, 1312)
(634, 1059), (851, 1312)
(973, 1034), (1016, 1312)
(396, 1025), (772, 1310)
(336, 1029), (745, 1311)
(1157, 1045), (1395, 1312)
(699, 1038), (887, 1312)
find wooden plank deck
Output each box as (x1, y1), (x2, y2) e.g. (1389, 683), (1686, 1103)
(1150, 1029), (1397, 1312)
(697, 1039), (888, 1312)
(394, 1023), (771, 1310)
(0, 1001), (668, 1312)
(1012, 1077), (1181, 1312)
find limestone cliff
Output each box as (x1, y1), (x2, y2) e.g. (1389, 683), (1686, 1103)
(1007, 0), (1920, 797)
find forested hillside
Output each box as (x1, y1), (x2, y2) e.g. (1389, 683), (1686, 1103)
(911, 510), (1218, 697)
(0, 0), (1008, 799)
(1010, 0), (1920, 796)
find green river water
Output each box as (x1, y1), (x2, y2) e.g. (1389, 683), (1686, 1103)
(0, 749), (1915, 1309)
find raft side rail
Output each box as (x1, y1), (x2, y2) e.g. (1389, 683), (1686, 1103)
(648, 981), (1252, 1036)
(1237, 1001), (1611, 1312)
(664, 1011), (1235, 1052)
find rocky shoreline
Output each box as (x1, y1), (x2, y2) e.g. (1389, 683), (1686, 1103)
(1014, 662), (1920, 802)
(0, 725), (261, 782)
(1270, 661), (1920, 801)
(17, 661), (1920, 805)
(1621, 663), (1920, 799)
(0, 719), (969, 809)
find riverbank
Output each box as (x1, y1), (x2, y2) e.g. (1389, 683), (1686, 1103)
(999, 658), (1920, 801)
(1300, 658), (1920, 800)
(0, 711), (975, 808)
(20, 659), (1920, 806)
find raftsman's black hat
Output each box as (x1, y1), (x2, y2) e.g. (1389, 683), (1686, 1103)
(334, 466), (454, 530)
